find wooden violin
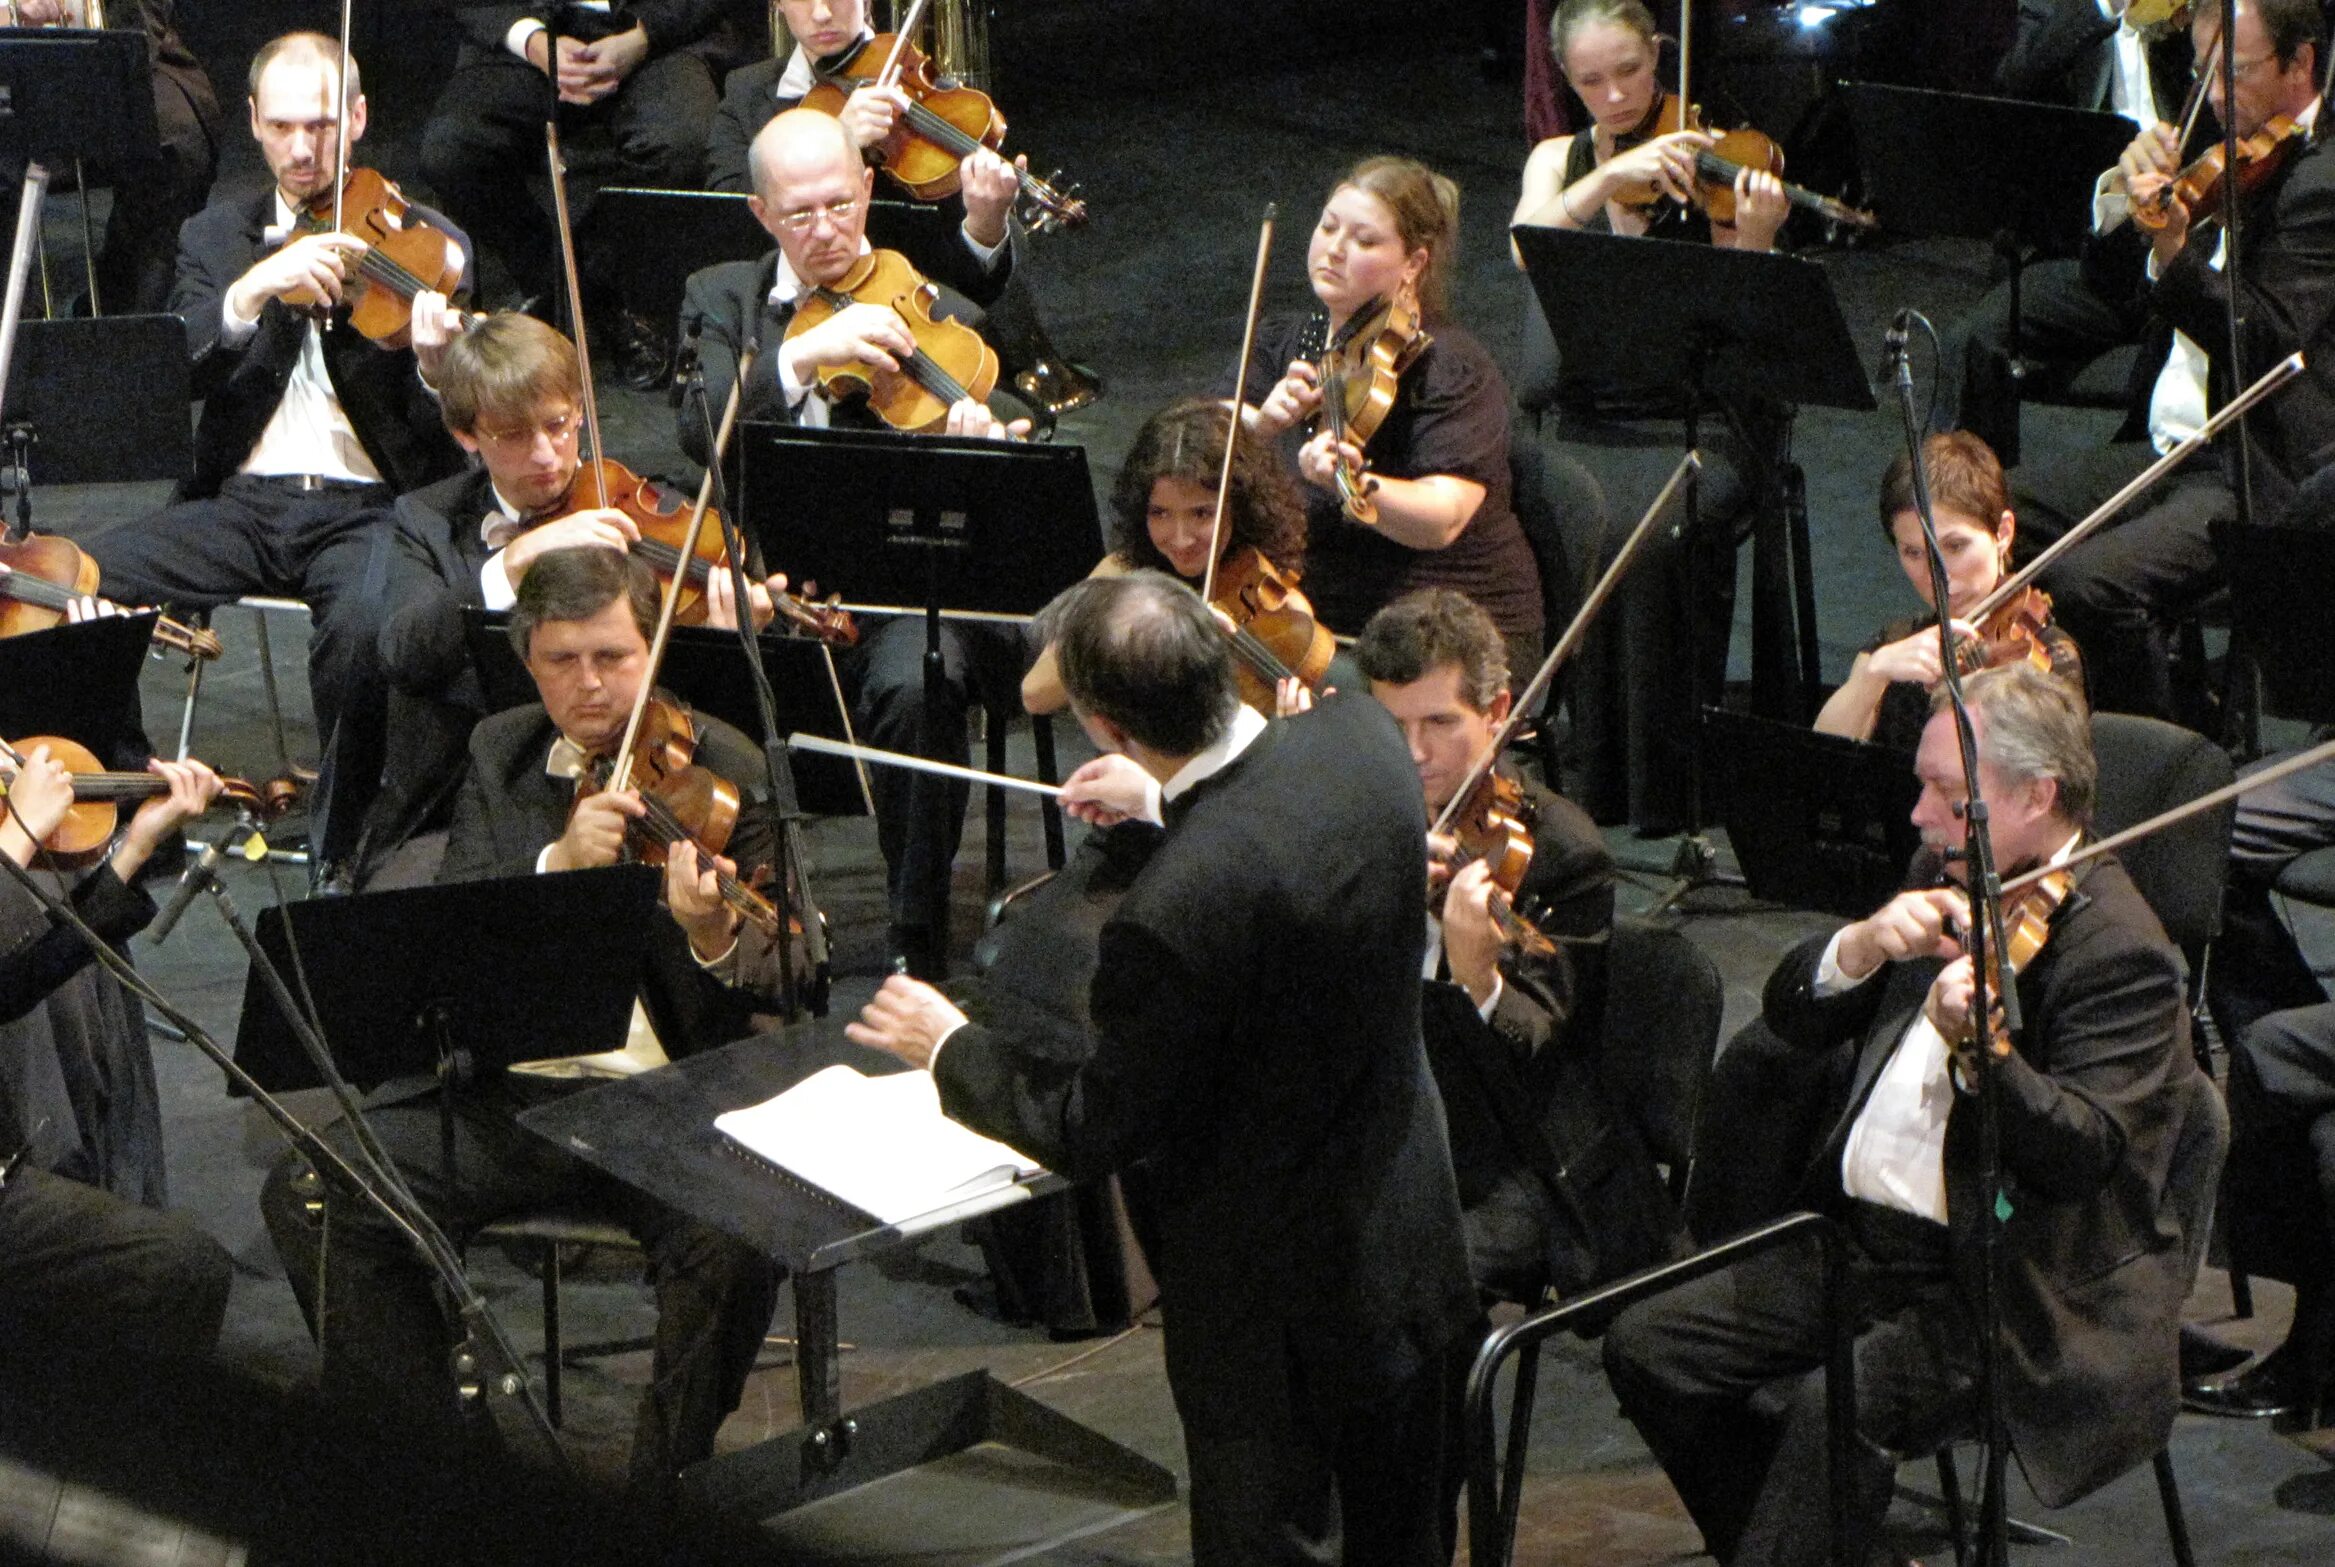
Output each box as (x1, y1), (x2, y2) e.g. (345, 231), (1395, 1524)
(1611, 93), (1876, 231)
(283, 167), (473, 348)
(552, 458), (858, 645)
(1951, 585), (2057, 679)
(788, 249), (999, 433)
(1938, 860), (2075, 1068)
(1439, 770), (1558, 961)
(0, 735), (292, 869)
(0, 533), (222, 660)
(1315, 288), (1431, 527)
(1210, 545), (1335, 716)
(2135, 113), (2309, 232)
(803, 26), (1087, 233)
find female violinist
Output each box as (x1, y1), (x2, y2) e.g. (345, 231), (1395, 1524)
(1238, 157), (1546, 683)
(1020, 398), (1317, 716)
(1814, 432), (2087, 751)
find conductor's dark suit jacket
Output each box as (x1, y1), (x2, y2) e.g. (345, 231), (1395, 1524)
(934, 694), (1479, 1433)
(441, 703), (790, 1054)
(1764, 855), (2200, 1508)
(172, 191), (469, 498)
(675, 243), (1014, 466)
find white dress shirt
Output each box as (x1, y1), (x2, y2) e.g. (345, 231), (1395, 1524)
(2097, 0), (2160, 126)
(226, 193), (381, 484)
(477, 482), (532, 610)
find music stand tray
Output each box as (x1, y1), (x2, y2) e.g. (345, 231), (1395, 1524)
(1702, 707), (1921, 919)
(0, 611), (155, 759)
(1841, 84), (2135, 253)
(0, 30), (156, 166)
(3, 316), (193, 486)
(521, 1023), (1177, 1521)
(229, 865), (660, 1095)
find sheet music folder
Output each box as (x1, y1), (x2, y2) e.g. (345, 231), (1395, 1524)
(1841, 84), (2135, 253)
(1702, 707), (1921, 919)
(0, 612), (154, 758)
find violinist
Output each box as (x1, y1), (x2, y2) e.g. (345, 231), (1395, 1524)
(2010, 0), (2332, 724)
(86, 33), (471, 885)
(1021, 397), (1312, 716)
(1605, 663), (2201, 1567)
(1237, 156), (1545, 683)
(261, 547), (785, 1492)
(1351, 589), (1678, 1305)
(0, 742), (233, 1363)
(358, 311), (788, 886)
(1813, 432), (2084, 750)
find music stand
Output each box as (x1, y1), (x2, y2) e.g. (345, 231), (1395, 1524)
(2214, 518), (2335, 728)
(0, 610), (153, 760)
(1514, 225), (1870, 842)
(230, 864), (659, 1097)
(1702, 707), (1921, 919)
(461, 612), (872, 818)
(519, 1022), (1176, 1521)
(0, 30), (156, 167)
(1, 317), (193, 518)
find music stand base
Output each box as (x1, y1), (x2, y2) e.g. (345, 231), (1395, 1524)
(679, 1369), (1176, 1521)
(1643, 831), (1747, 917)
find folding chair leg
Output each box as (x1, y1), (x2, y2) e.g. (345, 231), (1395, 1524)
(541, 1244), (564, 1430)
(175, 647), (205, 763)
(2154, 1448), (2195, 1567)
(984, 710), (1009, 899)
(1937, 1449), (1970, 1567)
(252, 610), (296, 781)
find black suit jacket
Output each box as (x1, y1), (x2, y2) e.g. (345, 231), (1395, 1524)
(449, 0), (750, 69)
(1997, 0), (2187, 120)
(1762, 855), (2198, 1507)
(440, 703), (791, 1054)
(935, 695), (1478, 1432)
(172, 191), (469, 498)
(674, 242), (1014, 465)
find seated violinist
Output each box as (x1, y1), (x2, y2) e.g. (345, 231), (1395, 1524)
(1351, 588), (1677, 1303)
(357, 310), (784, 885)
(261, 546), (789, 1494)
(682, 107), (1024, 978)
(1022, 397), (1317, 716)
(1814, 431), (2085, 750)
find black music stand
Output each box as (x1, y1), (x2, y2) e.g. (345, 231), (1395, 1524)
(1514, 225), (1870, 846)
(1843, 84), (2137, 462)
(462, 612), (873, 818)
(0, 29), (156, 167)
(1, 316), (192, 520)
(2214, 518), (2335, 728)
(519, 1022), (1177, 1523)
(1702, 707), (1921, 918)
(230, 865), (658, 1098)
(0, 609), (153, 759)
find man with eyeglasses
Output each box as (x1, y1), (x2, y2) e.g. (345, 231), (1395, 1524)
(678, 107), (1025, 978)
(354, 310), (784, 885)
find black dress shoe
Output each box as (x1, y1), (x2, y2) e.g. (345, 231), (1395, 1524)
(614, 306), (673, 392)
(2180, 1324), (2254, 1380)
(2183, 1352), (2305, 1418)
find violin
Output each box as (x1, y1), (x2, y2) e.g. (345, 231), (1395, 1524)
(803, 31), (1087, 234)
(1210, 545), (1335, 715)
(2135, 114), (2309, 232)
(0, 533), (222, 660)
(1951, 585), (2056, 679)
(1610, 93), (1877, 232)
(1440, 770), (1559, 961)
(1315, 288), (1431, 527)
(578, 694), (792, 941)
(282, 168), (472, 349)
(552, 459), (859, 645)
(1954, 864), (2076, 1069)
(788, 249), (999, 433)
(0, 735), (292, 869)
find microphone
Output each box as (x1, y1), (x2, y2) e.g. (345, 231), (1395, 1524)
(675, 316), (703, 380)
(147, 826), (238, 945)
(1880, 308), (1915, 382)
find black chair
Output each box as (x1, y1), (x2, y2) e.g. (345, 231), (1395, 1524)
(1600, 916), (1725, 1204)
(1507, 420), (1608, 777)
(2087, 711), (2238, 997)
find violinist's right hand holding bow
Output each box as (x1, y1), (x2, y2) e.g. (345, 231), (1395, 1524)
(1833, 886), (1971, 984)
(545, 787), (645, 873)
(1866, 620), (1983, 690)
(1580, 128), (1714, 217)
(2115, 121), (2183, 214)
(1249, 360), (1322, 440)
(500, 510), (644, 586)
(1441, 858), (1507, 1012)
(778, 303), (919, 391)
(229, 231), (366, 322)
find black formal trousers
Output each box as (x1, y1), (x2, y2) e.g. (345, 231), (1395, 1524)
(1603, 1215), (1980, 1567)
(420, 54), (722, 305)
(1949, 256), (2148, 467)
(2223, 1002), (2335, 1340)
(89, 474), (394, 865)
(259, 1080), (781, 1489)
(2009, 441), (2231, 722)
(0, 1163), (230, 1362)
(2209, 750), (2335, 1046)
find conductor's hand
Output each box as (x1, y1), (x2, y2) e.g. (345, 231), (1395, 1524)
(779, 302), (918, 388)
(1059, 753), (1158, 828)
(113, 757), (225, 884)
(1834, 887), (1970, 982)
(1865, 620), (1980, 689)
(846, 974), (968, 1071)
(230, 232), (365, 319)
(664, 839), (743, 959)
(502, 509), (641, 583)
(1251, 359), (1322, 438)
(547, 787), (643, 872)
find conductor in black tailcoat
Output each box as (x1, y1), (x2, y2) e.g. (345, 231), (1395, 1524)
(849, 573), (1478, 1565)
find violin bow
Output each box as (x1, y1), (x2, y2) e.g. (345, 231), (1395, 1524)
(332, 0), (353, 239)
(790, 734), (1063, 798)
(1202, 202), (1277, 607)
(545, 124), (613, 512)
(874, 0), (933, 90)
(1427, 450), (1701, 837)
(1964, 350), (2302, 625)
(2000, 730), (2335, 899)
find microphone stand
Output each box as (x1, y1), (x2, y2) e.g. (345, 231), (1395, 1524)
(16, 840), (569, 1469)
(677, 329), (828, 1017)
(2217, 4), (2256, 542)
(1886, 309), (2018, 1567)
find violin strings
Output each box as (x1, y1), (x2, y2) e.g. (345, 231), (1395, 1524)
(632, 792), (774, 924)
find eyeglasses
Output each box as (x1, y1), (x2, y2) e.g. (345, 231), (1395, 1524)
(2200, 52), (2281, 81)
(474, 410), (578, 450)
(771, 196), (861, 237)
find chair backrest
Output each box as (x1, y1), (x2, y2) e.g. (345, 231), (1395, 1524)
(1507, 422), (1582, 644)
(2165, 1068), (2231, 1290)
(1599, 916), (1725, 1180)
(2087, 712), (2236, 969)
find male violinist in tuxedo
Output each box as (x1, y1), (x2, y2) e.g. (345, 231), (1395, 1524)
(1351, 588), (1678, 1302)
(357, 308), (785, 884)
(682, 105), (1022, 977)
(87, 33), (470, 884)
(1602, 663), (2204, 1567)
(851, 572), (1478, 1566)
(261, 546), (788, 1493)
